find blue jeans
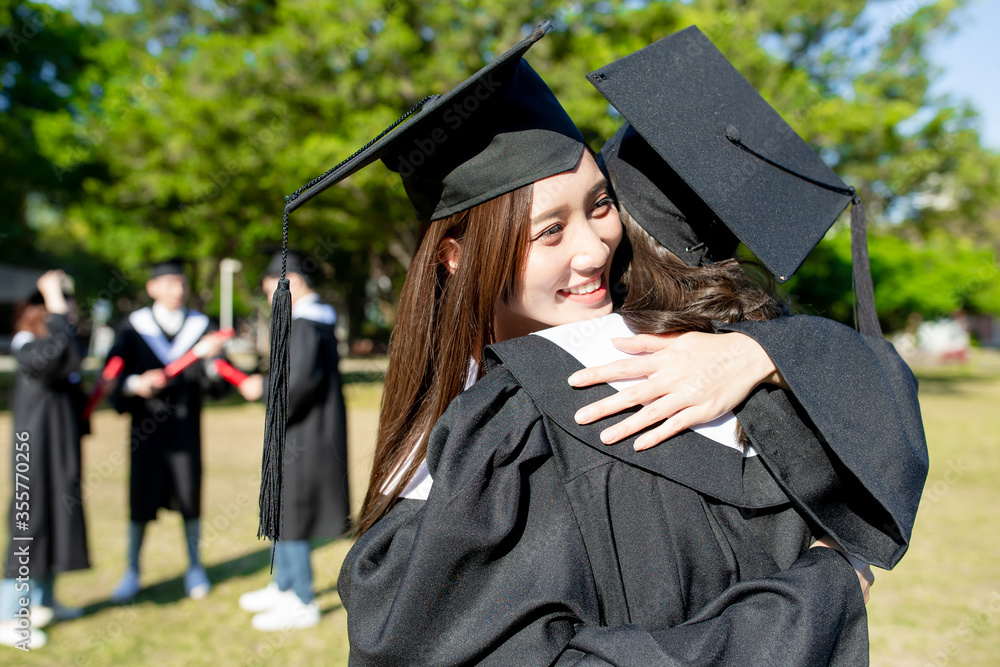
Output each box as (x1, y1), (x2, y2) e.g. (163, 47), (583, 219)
(273, 540), (313, 605)
(0, 577), (54, 620)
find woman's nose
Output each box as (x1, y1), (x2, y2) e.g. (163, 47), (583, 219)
(569, 223), (610, 274)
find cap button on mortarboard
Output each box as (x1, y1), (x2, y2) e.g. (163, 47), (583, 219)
(724, 124), (740, 143)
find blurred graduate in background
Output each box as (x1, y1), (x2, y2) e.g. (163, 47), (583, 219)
(105, 258), (228, 603)
(237, 250), (350, 632)
(1, 270), (89, 650)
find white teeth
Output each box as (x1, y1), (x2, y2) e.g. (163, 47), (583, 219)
(565, 278), (601, 295)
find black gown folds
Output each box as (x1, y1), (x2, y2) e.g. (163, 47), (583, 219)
(339, 315), (927, 666)
(108, 308), (226, 523)
(721, 315), (928, 565)
(4, 314), (90, 579)
(280, 300), (350, 540)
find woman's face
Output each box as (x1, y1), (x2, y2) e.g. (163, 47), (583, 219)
(495, 150), (622, 341)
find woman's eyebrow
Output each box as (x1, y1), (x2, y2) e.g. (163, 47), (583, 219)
(587, 178), (610, 199)
(531, 205), (569, 225)
(531, 178), (610, 225)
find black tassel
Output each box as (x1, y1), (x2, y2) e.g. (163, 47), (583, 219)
(258, 209), (292, 554)
(255, 93), (438, 557)
(849, 192), (883, 338)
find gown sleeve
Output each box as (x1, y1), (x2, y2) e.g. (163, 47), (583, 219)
(720, 315), (928, 568)
(13, 314), (82, 384)
(555, 548), (867, 667)
(106, 325), (143, 415)
(340, 367), (868, 667)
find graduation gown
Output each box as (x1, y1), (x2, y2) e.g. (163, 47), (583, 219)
(339, 314), (926, 665)
(340, 352), (869, 664)
(720, 315), (928, 565)
(108, 307), (225, 522)
(279, 296), (350, 540)
(4, 315), (90, 578)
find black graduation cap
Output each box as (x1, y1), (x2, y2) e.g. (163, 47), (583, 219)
(599, 123), (740, 267)
(150, 257), (187, 279)
(587, 26), (880, 337)
(285, 21), (583, 219)
(257, 21), (585, 545)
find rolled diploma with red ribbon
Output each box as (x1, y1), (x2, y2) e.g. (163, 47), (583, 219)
(82, 355), (125, 419)
(163, 328), (234, 379)
(214, 358), (250, 387)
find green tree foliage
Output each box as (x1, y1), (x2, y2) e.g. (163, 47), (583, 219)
(0, 1), (100, 258)
(787, 229), (1000, 331)
(8, 0), (1000, 336)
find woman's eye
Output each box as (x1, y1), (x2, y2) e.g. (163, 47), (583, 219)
(536, 224), (564, 240)
(593, 196), (615, 214)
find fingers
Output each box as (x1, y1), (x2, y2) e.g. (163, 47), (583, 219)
(633, 406), (710, 451)
(568, 357), (655, 388)
(574, 380), (669, 424)
(609, 333), (678, 355)
(595, 395), (689, 444)
(149, 370), (167, 388)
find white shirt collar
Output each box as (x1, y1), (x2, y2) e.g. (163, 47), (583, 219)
(152, 303), (186, 336)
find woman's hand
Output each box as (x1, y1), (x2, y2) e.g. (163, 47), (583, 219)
(36, 270), (69, 315)
(811, 535), (874, 604)
(567, 332), (786, 451)
(132, 369), (167, 399)
(238, 374), (264, 402)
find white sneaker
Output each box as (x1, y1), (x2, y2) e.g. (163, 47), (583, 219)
(30, 606), (53, 628)
(239, 582), (297, 613)
(251, 597), (320, 632)
(31, 603), (84, 628)
(0, 620), (48, 649)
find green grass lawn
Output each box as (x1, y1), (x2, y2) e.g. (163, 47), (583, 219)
(2, 367), (999, 665)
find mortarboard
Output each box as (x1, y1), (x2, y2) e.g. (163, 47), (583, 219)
(258, 21), (585, 545)
(284, 22), (583, 220)
(599, 123), (739, 267)
(587, 26), (880, 337)
(150, 257), (187, 279)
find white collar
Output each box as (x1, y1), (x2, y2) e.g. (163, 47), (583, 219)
(292, 292), (337, 325)
(532, 313), (754, 456)
(11, 331), (36, 353)
(129, 307), (210, 366)
(152, 303), (186, 336)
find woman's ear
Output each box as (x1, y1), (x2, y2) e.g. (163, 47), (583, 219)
(438, 237), (462, 274)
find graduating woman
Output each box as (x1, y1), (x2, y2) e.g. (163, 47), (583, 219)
(265, 22), (924, 665)
(1, 271), (89, 651)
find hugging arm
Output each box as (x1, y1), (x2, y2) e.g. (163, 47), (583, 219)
(570, 315), (927, 567)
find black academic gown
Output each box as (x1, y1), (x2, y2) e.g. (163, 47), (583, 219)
(4, 315), (90, 579)
(279, 299), (350, 540)
(340, 352), (870, 665)
(339, 315), (927, 666)
(107, 307), (225, 523)
(721, 315), (928, 566)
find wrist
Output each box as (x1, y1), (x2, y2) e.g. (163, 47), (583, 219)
(735, 334), (776, 386)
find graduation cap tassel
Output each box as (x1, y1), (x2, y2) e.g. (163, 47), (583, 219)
(849, 191), (883, 338)
(722, 132), (883, 338)
(257, 96), (441, 553)
(258, 206), (293, 552)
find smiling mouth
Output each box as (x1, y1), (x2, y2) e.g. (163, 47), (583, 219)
(558, 275), (608, 303)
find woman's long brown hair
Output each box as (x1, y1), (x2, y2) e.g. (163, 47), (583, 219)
(356, 184), (535, 536)
(618, 208), (781, 332)
(14, 300), (49, 338)
(617, 208), (783, 448)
